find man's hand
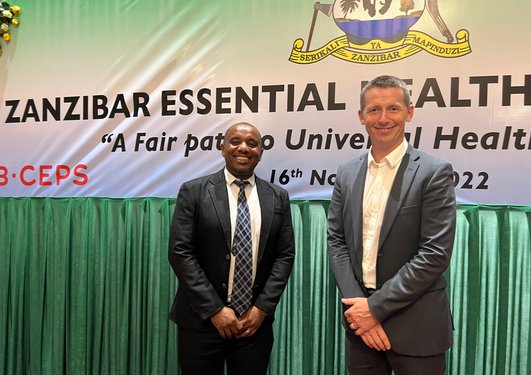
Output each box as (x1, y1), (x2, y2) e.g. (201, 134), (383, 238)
(358, 323), (391, 351)
(235, 306), (267, 338)
(342, 298), (379, 335)
(210, 307), (243, 339)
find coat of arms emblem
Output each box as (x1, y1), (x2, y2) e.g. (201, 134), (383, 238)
(289, 0), (471, 64)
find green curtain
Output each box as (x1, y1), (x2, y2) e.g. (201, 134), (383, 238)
(1, 198), (530, 375)
(446, 205), (531, 375)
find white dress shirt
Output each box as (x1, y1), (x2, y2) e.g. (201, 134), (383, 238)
(362, 139), (408, 289)
(224, 168), (262, 303)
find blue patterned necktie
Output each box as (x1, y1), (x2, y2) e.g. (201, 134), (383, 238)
(231, 180), (253, 316)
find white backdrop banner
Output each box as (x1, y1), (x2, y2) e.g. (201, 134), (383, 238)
(0, 0), (530, 204)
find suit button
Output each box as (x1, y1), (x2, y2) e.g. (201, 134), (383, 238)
(222, 283), (227, 289)
(226, 254), (230, 260)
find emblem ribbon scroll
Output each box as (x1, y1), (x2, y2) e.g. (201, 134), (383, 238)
(289, 29), (471, 64)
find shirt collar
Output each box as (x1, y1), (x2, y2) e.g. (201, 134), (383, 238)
(368, 139), (408, 169)
(224, 167), (256, 187)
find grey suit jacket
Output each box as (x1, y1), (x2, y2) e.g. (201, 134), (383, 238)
(327, 144), (456, 356)
(168, 169), (295, 331)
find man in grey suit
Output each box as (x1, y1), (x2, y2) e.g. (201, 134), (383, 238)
(168, 122), (295, 375)
(327, 75), (456, 375)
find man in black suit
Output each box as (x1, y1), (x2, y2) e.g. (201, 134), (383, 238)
(327, 75), (456, 375)
(168, 122), (295, 375)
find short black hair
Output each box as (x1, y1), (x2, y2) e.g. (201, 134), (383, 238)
(223, 122), (262, 147)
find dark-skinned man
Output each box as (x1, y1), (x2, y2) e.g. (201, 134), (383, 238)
(169, 122), (295, 375)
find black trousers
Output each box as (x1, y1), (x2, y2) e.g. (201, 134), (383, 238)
(345, 331), (446, 375)
(178, 324), (274, 375)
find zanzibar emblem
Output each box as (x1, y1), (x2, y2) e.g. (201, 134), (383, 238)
(289, 0), (471, 64)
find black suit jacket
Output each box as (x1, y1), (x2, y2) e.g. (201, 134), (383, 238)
(168, 169), (295, 331)
(327, 145), (456, 356)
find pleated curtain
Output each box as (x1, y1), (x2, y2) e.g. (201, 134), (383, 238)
(1, 198), (530, 374)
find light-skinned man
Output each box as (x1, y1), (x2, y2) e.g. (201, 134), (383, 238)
(328, 75), (456, 375)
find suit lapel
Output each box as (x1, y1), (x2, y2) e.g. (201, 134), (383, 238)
(208, 169), (232, 251)
(350, 155), (368, 267)
(255, 177), (273, 265)
(378, 146), (420, 250)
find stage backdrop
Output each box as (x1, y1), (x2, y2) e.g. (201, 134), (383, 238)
(1, 0), (530, 203)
